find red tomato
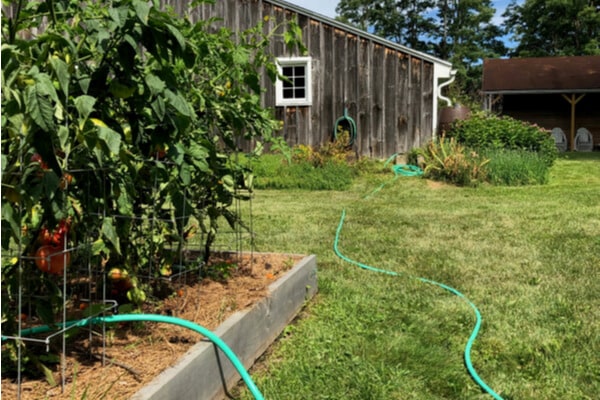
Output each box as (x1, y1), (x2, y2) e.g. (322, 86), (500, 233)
(30, 153), (49, 170)
(35, 245), (71, 275)
(59, 173), (73, 190)
(49, 218), (71, 247)
(38, 227), (52, 245)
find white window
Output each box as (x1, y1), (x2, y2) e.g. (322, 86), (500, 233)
(275, 57), (312, 106)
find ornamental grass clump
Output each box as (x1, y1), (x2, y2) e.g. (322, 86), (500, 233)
(408, 136), (489, 187)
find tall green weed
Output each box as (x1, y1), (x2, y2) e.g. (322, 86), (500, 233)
(250, 133), (365, 190)
(481, 148), (550, 185)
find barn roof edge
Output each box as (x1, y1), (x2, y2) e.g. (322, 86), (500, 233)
(266, 0), (452, 68)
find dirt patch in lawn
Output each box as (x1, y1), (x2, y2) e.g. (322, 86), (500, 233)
(2, 252), (303, 400)
(426, 179), (451, 189)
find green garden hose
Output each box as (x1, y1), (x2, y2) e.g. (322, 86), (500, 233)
(333, 105), (357, 146)
(365, 155), (423, 199)
(2, 314), (265, 400)
(333, 157), (504, 400)
(383, 153), (423, 177)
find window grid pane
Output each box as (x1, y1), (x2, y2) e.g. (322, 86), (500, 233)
(281, 64), (307, 100)
(277, 57), (311, 106)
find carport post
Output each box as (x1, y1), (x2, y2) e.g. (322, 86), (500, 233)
(561, 93), (586, 150)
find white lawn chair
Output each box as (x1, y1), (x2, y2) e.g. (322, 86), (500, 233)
(575, 127), (593, 152)
(551, 127), (567, 152)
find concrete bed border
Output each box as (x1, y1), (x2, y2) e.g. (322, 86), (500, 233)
(131, 254), (318, 400)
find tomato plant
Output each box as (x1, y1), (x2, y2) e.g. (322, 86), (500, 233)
(1, 0), (305, 375)
(34, 245), (71, 275)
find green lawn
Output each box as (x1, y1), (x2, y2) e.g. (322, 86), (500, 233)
(235, 152), (600, 400)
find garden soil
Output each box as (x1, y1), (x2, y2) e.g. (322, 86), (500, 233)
(2, 252), (302, 400)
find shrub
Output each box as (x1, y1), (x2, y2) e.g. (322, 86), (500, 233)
(447, 111), (558, 167)
(408, 136), (489, 187)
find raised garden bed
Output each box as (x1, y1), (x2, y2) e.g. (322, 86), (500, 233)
(131, 253), (317, 400)
(2, 253), (317, 399)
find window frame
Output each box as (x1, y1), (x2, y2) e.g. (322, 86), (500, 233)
(275, 57), (312, 107)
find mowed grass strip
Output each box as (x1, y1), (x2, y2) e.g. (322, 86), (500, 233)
(234, 153), (600, 400)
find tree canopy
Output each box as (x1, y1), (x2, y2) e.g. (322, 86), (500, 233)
(503, 0), (600, 57)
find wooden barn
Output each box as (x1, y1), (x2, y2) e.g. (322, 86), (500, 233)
(162, 0), (454, 158)
(482, 56), (600, 151)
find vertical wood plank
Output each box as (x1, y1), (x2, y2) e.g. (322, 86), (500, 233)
(296, 13), (311, 145)
(410, 57), (422, 149)
(320, 24), (334, 147)
(421, 62), (434, 147)
(309, 20), (322, 147)
(384, 49), (397, 155)
(397, 54), (409, 153)
(358, 39), (372, 157)
(371, 44), (385, 158)
(345, 35), (359, 151)
(332, 29), (347, 144)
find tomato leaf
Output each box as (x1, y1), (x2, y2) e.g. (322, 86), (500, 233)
(49, 57), (69, 97)
(74, 95), (96, 122)
(102, 218), (121, 255)
(97, 126), (122, 155)
(133, 0), (151, 25)
(25, 85), (56, 133)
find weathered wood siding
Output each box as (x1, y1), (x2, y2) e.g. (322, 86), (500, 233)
(162, 0), (435, 158)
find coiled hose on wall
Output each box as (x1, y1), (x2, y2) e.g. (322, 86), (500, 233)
(333, 105), (357, 146)
(333, 158), (504, 400)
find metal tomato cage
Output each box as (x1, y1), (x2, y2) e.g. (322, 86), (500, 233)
(2, 138), (254, 398)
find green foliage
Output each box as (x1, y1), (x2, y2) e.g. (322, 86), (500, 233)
(251, 133), (360, 191)
(408, 136), (489, 187)
(1, 0), (305, 375)
(292, 130), (355, 168)
(414, 112), (558, 187)
(480, 148), (551, 186)
(204, 261), (237, 282)
(446, 111), (558, 167)
(337, 0), (437, 50)
(252, 154), (355, 191)
(503, 0), (600, 57)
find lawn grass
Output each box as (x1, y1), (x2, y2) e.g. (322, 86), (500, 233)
(234, 152), (600, 399)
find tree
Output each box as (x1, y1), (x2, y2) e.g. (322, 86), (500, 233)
(433, 0), (507, 98)
(336, 0), (436, 52)
(503, 0), (600, 57)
